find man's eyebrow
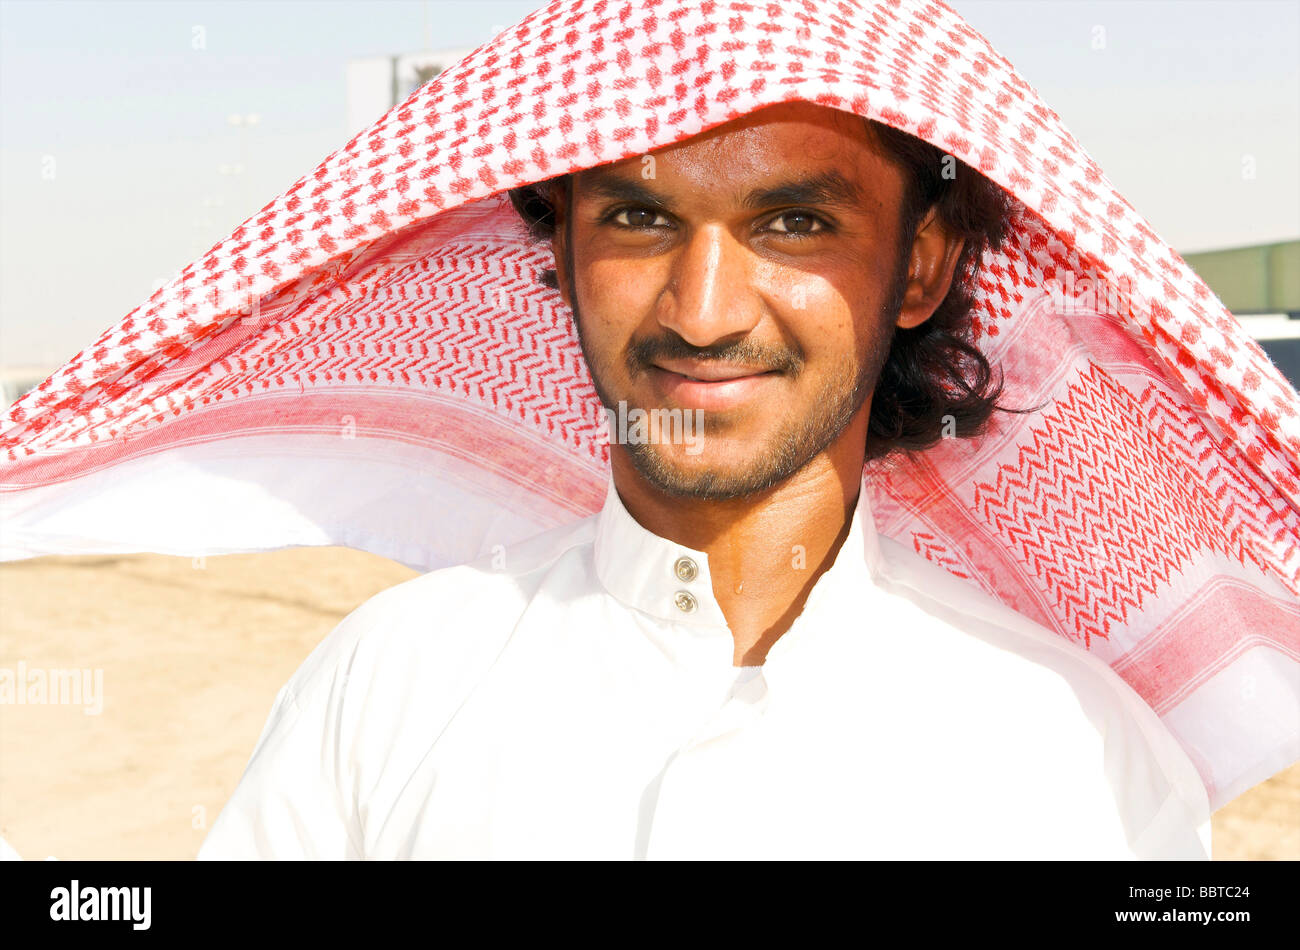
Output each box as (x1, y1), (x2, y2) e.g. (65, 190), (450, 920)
(741, 170), (867, 211)
(580, 168), (868, 211)
(582, 173), (672, 210)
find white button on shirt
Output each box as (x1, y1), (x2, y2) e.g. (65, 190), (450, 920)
(198, 474), (1213, 860)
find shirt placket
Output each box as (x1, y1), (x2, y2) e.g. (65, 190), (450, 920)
(635, 663), (771, 859)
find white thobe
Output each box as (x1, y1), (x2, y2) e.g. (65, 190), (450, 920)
(198, 474), (1213, 859)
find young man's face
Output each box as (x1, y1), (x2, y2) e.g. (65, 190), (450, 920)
(551, 100), (957, 499)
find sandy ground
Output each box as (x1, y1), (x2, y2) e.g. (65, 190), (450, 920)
(1, 547), (1296, 860)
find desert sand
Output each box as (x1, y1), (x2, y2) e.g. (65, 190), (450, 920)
(1, 547), (1295, 860)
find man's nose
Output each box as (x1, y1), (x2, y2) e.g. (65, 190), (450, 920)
(657, 224), (762, 347)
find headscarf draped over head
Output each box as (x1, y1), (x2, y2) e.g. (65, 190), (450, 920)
(2, 0), (1297, 812)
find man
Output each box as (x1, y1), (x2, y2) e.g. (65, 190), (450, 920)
(3, 0), (1295, 859)
(193, 101), (1211, 859)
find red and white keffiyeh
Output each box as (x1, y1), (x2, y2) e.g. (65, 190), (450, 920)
(2, 0), (1297, 812)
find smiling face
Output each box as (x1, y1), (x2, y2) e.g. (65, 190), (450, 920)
(550, 100), (960, 500)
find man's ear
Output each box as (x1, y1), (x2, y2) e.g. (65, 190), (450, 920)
(894, 206), (966, 330)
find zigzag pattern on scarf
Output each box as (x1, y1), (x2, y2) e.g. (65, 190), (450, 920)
(972, 362), (1299, 648)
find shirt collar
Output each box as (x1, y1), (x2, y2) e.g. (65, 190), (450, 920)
(592, 471), (885, 633)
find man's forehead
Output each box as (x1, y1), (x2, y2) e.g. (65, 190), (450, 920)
(573, 102), (894, 209)
(577, 163), (873, 214)
(677, 98), (873, 146)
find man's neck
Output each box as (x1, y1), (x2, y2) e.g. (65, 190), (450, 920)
(611, 444), (864, 666)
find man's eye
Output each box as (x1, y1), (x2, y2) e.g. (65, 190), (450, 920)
(611, 207), (669, 229)
(766, 211), (827, 237)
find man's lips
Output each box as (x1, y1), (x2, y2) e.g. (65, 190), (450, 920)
(646, 361), (781, 411)
(652, 358), (777, 382)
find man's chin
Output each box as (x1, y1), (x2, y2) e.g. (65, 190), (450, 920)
(619, 442), (797, 501)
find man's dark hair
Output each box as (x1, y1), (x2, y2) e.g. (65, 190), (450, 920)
(507, 117), (1021, 461)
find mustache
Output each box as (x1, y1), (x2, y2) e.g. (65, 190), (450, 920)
(625, 334), (803, 375)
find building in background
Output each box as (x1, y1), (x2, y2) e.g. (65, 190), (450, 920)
(1182, 240), (1300, 387)
(0, 367), (58, 418)
(346, 47), (476, 141)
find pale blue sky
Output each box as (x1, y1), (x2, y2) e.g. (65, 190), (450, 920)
(1, 0), (1297, 367)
